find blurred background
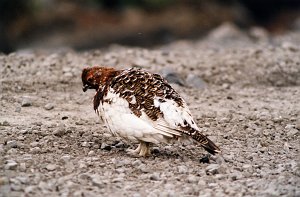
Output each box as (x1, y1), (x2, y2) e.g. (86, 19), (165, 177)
(0, 0), (300, 54)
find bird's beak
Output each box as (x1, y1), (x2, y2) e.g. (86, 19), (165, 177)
(82, 84), (90, 92)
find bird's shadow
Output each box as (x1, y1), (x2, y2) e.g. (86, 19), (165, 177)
(111, 142), (211, 163)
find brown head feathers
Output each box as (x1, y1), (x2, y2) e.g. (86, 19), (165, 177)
(81, 66), (120, 92)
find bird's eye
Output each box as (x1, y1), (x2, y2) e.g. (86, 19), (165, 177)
(87, 78), (92, 82)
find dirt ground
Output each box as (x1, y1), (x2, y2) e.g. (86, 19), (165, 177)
(1, 24), (300, 197)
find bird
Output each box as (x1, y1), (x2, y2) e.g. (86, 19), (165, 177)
(82, 66), (220, 157)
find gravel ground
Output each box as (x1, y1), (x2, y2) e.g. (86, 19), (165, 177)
(0, 24), (300, 197)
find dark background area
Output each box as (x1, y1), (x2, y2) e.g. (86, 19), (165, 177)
(0, 0), (299, 53)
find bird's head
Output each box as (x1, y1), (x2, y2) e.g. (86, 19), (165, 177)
(81, 66), (117, 92)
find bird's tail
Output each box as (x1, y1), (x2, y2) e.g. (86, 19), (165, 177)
(191, 130), (221, 155)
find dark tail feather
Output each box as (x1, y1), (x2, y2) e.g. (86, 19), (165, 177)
(201, 137), (221, 155)
(191, 131), (221, 155)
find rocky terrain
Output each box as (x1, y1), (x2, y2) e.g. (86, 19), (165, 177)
(0, 24), (300, 197)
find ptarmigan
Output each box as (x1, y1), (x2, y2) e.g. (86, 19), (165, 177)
(82, 66), (220, 156)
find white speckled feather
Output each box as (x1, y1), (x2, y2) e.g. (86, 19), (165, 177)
(99, 88), (176, 143)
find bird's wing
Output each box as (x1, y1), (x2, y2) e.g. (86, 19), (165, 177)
(152, 96), (200, 135)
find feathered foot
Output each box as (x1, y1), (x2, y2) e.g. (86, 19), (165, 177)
(126, 142), (151, 157)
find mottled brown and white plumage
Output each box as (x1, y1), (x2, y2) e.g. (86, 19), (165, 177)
(82, 66), (220, 156)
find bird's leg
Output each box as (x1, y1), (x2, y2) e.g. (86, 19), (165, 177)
(126, 143), (141, 155)
(139, 142), (151, 157)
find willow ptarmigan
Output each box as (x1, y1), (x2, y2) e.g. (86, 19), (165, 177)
(82, 66), (220, 156)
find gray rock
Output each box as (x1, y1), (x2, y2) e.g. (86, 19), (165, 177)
(230, 172), (243, 181)
(210, 155), (225, 164)
(160, 68), (185, 86)
(0, 120), (10, 126)
(7, 140), (18, 148)
(112, 177), (124, 183)
(249, 27), (269, 41)
(198, 179), (206, 186)
(38, 181), (51, 192)
(91, 175), (105, 188)
(19, 163), (26, 172)
(295, 122), (300, 130)
(187, 175), (198, 183)
(10, 184), (22, 191)
(46, 164), (57, 171)
(100, 143), (111, 151)
(287, 129), (298, 137)
(285, 124), (295, 130)
(44, 103), (54, 110)
(178, 165), (188, 174)
(21, 97), (32, 107)
(132, 159), (142, 167)
(5, 160), (18, 170)
(53, 127), (66, 137)
(81, 142), (89, 147)
(60, 155), (71, 163)
(30, 147), (41, 154)
(79, 163), (87, 169)
(114, 141), (125, 148)
(15, 106), (21, 112)
(151, 147), (160, 154)
(30, 141), (39, 147)
(24, 185), (36, 194)
(137, 164), (150, 173)
(149, 173), (160, 181)
(186, 74), (207, 89)
(6, 148), (18, 154)
(205, 164), (227, 175)
(88, 150), (95, 156)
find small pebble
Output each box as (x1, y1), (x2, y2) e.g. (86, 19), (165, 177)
(91, 175), (105, 188)
(21, 97), (32, 107)
(132, 160), (142, 167)
(53, 127), (66, 137)
(24, 186), (36, 194)
(152, 147), (160, 154)
(5, 161), (18, 170)
(15, 106), (21, 112)
(137, 164), (150, 173)
(187, 175), (198, 183)
(19, 163), (26, 172)
(100, 143), (112, 151)
(149, 173), (160, 181)
(30, 141), (39, 147)
(44, 103), (54, 110)
(287, 129), (298, 137)
(79, 163), (87, 169)
(30, 147), (41, 154)
(206, 164), (221, 175)
(7, 140), (18, 148)
(178, 165), (188, 174)
(60, 155), (71, 163)
(1, 120), (10, 126)
(81, 142), (89, 147)
(46, 164), (57, 171)
(115, 141), (125, 148)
